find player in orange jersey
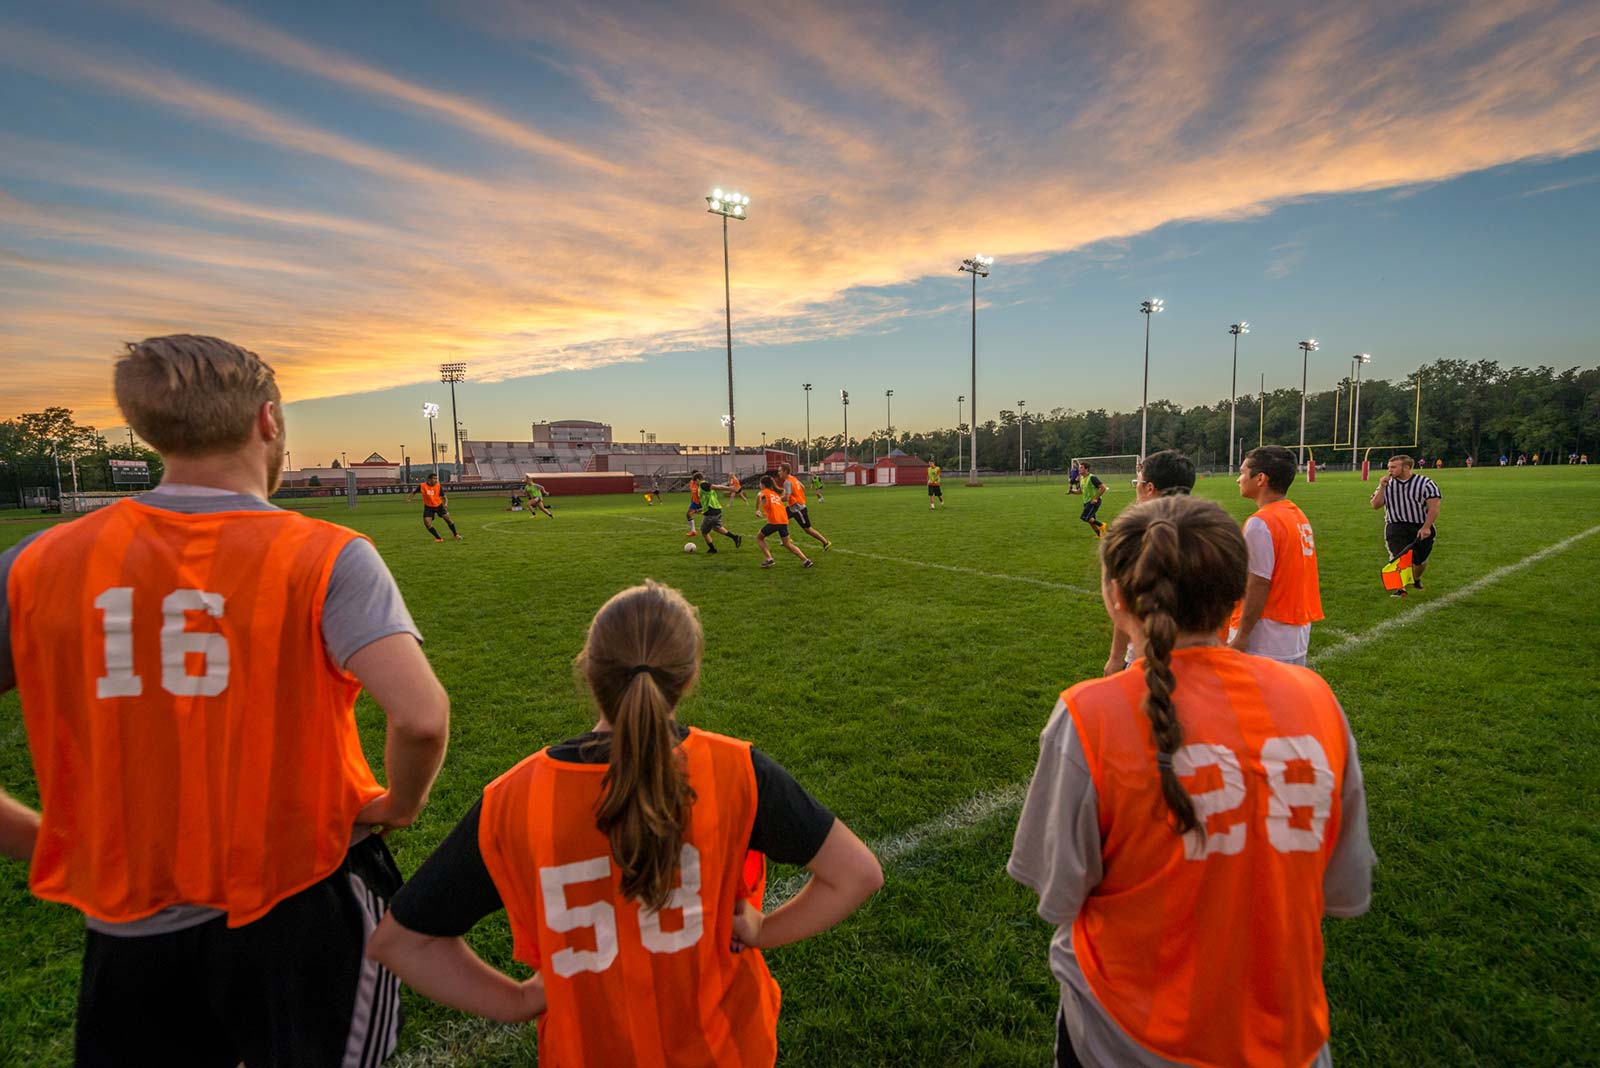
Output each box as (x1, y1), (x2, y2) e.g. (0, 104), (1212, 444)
(756, 475), (813, 568)
(408, 472), (462, 541)
(727, 472), (748, 501)
(1009, 495), (1373, 1068)
(369, 582), (881, 1066)
(685, 469), (704, 535)
(0, 335), (451, 1067)
(777, 462), (831, 550)
(1230, 446), (1323, 666)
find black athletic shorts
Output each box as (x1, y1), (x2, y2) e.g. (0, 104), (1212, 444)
(760, 522), (790, 539)
(788, 505), (812, 529)
(1080, 498), (1103, 522)
(423, 505), (448, 521)
(928, 484), (942, 497)
(700, 509), (724, 535)
(75, 834), (404, 1068)
(1385, 521), (1436, 564)
(1056, 1007), (1087, 1068)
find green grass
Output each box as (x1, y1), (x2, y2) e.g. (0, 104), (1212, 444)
(3, 468), (1598, 1066)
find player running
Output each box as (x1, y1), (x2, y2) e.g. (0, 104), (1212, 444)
(410, 472), (462, 541)
(727, 472), (749, 502)
(778, 462), (831, 550)
(369, 581), (881, 1065)
(758, 475), (814, 568)
(685, 470), (704, 536)
(810, 472), (825, 502)
(695, 475), (744, 554)
(1078, 461), (1107, 538)
(926, 460), (944, 509)
(0, 334), (450, 1066)
(522, 476), (555, 519)
(1010, 494), (1374, 1068)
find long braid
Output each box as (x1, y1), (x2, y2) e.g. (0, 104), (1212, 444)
(1100, 496), (1248, 837)
(1130, 518), (1199, 835)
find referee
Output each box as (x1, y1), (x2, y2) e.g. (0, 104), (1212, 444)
(1370, 454), (1442, 596)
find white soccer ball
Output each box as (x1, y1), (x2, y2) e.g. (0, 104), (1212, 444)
(683, 541), (697, 554)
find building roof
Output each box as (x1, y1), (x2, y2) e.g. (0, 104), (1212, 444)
(876, 454), (928, 466)
(823, 451), (848, 461)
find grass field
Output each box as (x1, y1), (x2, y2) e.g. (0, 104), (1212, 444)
(3, 467), (1598, 1066)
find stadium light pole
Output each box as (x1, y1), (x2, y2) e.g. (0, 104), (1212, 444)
(1139, 299), (1164, 463)
(885, 389), (894, 455)
(1228, 322), (1249, 472)
(707, 188), (749, 471)
(1017, 400), (1026, 473)
(1351, 353), (1371, 468)
(841, 389), (850, 466)
(1296, 339), (1319, 465)
(803, 383), (813, 472)
(422, 403), (441, 478)
(957, 394), (965, 473)
(959, 255), (993, 484)
(439, 363), (466, 473)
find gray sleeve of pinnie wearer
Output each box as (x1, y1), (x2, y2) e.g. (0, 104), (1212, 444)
(319, 538), (422, 669)
(1007, 699), (1104, 926)
(0, 532), (49, 694)
(1324, 714), (1376, 917)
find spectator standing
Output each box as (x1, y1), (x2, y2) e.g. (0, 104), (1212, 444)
(1370, 454), (1442, 596)
(1229, 446), (1324, 666)
(0, 335), (449, 1066)
(1010, 495), (1374, 1068)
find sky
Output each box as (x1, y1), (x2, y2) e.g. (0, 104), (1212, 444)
(2, 0), (1599, 465)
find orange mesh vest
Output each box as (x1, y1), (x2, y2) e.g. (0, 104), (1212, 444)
(690, 482), (701, 504)
(1230, 498), (1324, 631)
(1065, 647), (1348, 1068)
(758, 490), (788, 525)
(783, 475), (806, 507)
(421, 483), (444, 507)
(7, 499), (383, 927)
(479, 728), (781, 1068)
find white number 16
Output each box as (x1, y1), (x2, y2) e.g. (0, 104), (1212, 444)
(93, 586), (230, 699)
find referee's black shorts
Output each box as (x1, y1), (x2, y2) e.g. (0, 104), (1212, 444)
(75, 834), (404, 1068)
(1385, 521), (1436, 564)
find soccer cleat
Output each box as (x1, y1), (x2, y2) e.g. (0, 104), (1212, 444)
(1391, 588), (1407, 597)
(706, 546), (718, 554)
(823, 539), (832, 550)
(433, 538), (443, 543)
(761, 559), (775, 568)
(732, 533), (743, 548)
(803, 559), (815, 568)
(455, 534), (464, 541)
(1411, 579), (1424, 590)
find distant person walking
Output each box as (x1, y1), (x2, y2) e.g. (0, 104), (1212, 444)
(927, 461), (944, 509)
(1230, 446), (1324, 666)
(1370, 454), (1442, 596)
(1103, 450), (1194, 674)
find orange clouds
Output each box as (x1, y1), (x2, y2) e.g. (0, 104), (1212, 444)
(1, 0), (1598, 427)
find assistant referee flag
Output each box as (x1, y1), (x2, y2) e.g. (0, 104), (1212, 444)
(1381, 548), (1415, 591)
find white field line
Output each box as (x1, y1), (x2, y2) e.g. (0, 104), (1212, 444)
(620, 514), (1088, 593)
(1308, 522), (1600, 667)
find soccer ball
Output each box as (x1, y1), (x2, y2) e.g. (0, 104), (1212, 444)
(683, 542), (697, 554)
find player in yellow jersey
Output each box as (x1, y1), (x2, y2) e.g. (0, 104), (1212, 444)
(926, 461), (944, 510)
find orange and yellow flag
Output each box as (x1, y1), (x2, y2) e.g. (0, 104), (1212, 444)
(1382, 549), (1415, 590)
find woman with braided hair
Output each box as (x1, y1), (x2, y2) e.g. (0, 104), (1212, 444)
(370, 581), (882, 1067)
(1009, 495), (1375, 1068)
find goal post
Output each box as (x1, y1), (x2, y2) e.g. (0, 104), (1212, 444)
(1071, 454), (1140, 475)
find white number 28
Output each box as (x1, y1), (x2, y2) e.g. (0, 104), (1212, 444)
(1177, 735), (1336, 860)
(539, 844), (704, 978)
(93, 586), (230, 699)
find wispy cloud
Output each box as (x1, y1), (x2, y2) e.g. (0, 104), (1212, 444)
(2, 0), (1599, 428)
(1515, 173), (1600, 198)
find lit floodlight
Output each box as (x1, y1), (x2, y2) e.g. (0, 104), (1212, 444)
(422, 402), (440, 419)
(720, 414), (733, 428)
(713, 188), (724, 199)
(1231, 321), (1249, 335)
(1141, 298), (1163, 314)
(1299, 338), (1319, 351)
(1354, 352), (1371, 363)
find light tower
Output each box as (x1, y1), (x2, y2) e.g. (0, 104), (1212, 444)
(1139, 299), (1164, 462)
(841, 389), (850, 465)
(1296, 339), (1320, 465)
(421, 402), (441, 478)
(439, 363), (466, 473)
(1228, 322), (1249, 471)
(959, 254), (994, 484)
(1017, 400), (1026, 473)
(706, 188), (750, 469)
(885, 389), (894, 455)
(957, 394), (965, 472)
(802, 383), (813, 472)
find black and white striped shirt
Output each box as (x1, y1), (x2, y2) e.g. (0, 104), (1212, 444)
(1382, 474), (1441, 525)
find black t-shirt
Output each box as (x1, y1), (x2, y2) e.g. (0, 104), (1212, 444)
(389, 725), (836, 938)
(1088, 475), (1104, 492)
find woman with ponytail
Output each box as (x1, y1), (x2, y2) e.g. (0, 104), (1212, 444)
(1009, 495), (1375, 1068)
(369, 581), (881, 1067)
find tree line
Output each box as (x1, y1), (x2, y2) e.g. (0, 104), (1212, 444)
(769, 359), (1600, 471)
(0, 407), (163, 507)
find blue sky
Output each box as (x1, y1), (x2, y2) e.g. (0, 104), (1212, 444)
(2, 0), (1597, 462)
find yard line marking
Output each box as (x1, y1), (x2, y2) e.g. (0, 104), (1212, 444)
(620, 514), (1087, 592)
(1317, 626), (1351, 641)
(1309, 522), (1600, 667)
(765, 782), (1027, 906)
